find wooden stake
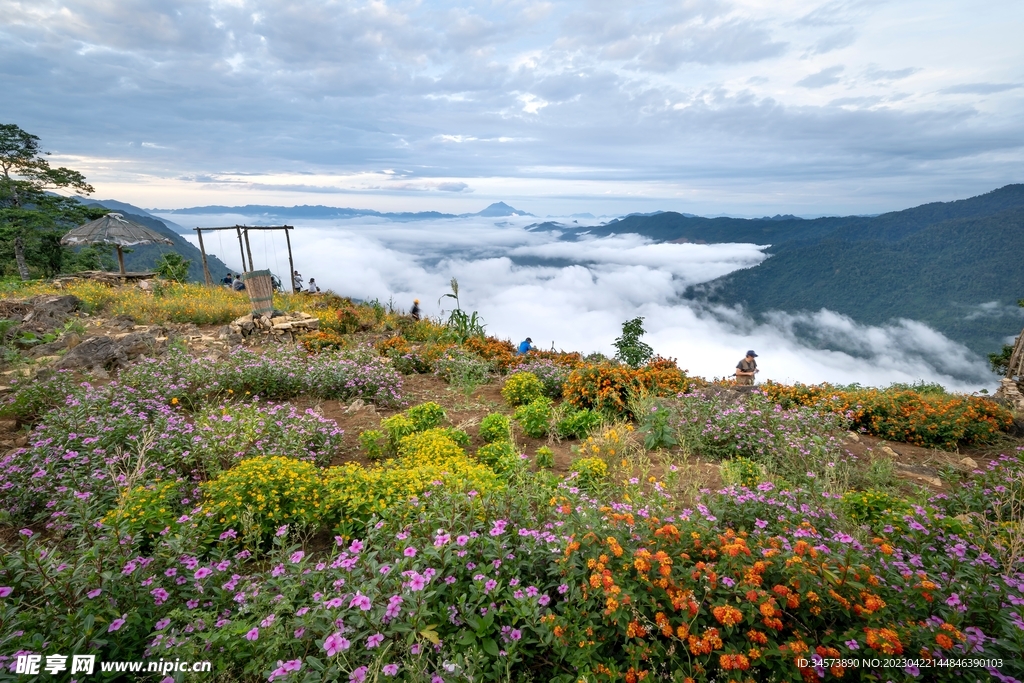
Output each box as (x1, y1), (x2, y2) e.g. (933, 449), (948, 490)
(116, 245), (126, 275)
(195, 228), (213, 286)
(235, 227), (246, 274)
(285, 226), (296, 294)
(243, 228), (255, 272)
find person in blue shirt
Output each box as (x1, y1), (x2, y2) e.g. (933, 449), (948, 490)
(517, 337), (535, 355)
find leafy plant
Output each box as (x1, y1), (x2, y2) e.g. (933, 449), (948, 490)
(513, 397), (552, 439)
(154, 252), (191, 283)
(638, 400), (678, 450)
(612, 316), (653, 368)
(406, 401), (447, 431)
(433, 347), (492, 393)
(502, 372), (544, 407)
(720, 457), (765, 488)
(535, 446), (555, 469)
(479, 413), (512, 443)
(555, 407), (601, 440)
(568, 456), (608, 492)
(358, 429), (387, 460)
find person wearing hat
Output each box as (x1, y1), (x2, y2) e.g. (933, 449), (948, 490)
(517, 337), (536, 355)
(410, 299), (421, 321)
(735, 350), (758, 385)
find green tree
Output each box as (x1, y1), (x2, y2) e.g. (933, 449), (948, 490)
(154, 252), (191, 283)
(613, 316), (654, 368)
(0, 124), (100, 279)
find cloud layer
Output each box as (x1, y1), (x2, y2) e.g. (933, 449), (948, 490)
(3, 0), (1023, 216)
(169, 212), (997, 390)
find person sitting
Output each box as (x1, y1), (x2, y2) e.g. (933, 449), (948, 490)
(232, 274), (246, 291)
(735, 350), (758, 385)
(307, 278), (321, 294)
(517, 337), (535, 355)
(221, 272), (233, 287)
(410, 299), (421, 321)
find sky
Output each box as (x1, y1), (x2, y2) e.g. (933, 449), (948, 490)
(164, 211), (998, 390)
(2, 0), (1023, 216)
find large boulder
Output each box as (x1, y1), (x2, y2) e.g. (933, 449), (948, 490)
(56, 332), (165, 371)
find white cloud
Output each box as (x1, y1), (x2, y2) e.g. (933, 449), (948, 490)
(178, 212), (998, 391)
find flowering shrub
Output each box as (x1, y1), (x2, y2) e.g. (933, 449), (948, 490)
(381, 414), (416, 453)
(302, 330), (349, 353)
(514, 397), (552, 439)
(720, 457), (765, 488)
(476, 441), (521, 474)
(840, 488), (913, 531)
(761, 381), (1012, 449)
(406, 402), (446, 431)
(479, 413), (512, 443)
(576, 424), (634, 461)
(376, 335), (432, 374)
(358, 429), (387, 460)
(535, 446), (555, 469)
(502, 372), (544, 407)
(509, 359), (571, 398)
(564, 359), (701, 418)
(433, 347), (492, 388)
(201, 456), (324, 541)
(102, 479), (190, 546)
(463, 336), (518, 372)
(568, 457), (608, 492)
(0, 369), (83, 423)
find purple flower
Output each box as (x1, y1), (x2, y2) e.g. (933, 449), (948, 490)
(510, 629), (522, 641)
(755, 518), (769, 529)
(485, 580), (497, 593)
(294, 627), (305, 638)
(558, 584), (569, 594)
(383, 664), (399, 676)
(431, 676), (444, 683)
(367, 633), (384, 648)
(290, 551), (305, 563)
(18, 529), (32, 537)
(845, 640), (859, 650)
(155, 618), (171, 630)
(245, 627), (259, 641)
(324, 632), (350, 656)
(350, 666), (368, 683)
(151, 588), (169, 605)
(404, 546), (417, 557)
(456, 535), (469, 546)
(108, 616), (126, 632)
(260, 614), (276, 628)
(219, 529), (238, 540)
(946, 593), (962, 608)
(349, 539), (364, 554)
(87, 588), (102, 598)
(0, 586), (13, 598)
(195, 567), (213, 580)
(276, 525), (289, 537)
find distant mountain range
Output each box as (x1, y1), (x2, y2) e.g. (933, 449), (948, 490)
(155, 201), (534, 221)
(577, 184), (1024, 358)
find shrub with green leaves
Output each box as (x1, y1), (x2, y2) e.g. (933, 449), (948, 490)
(612, 316), (653, 368)
(535, 445), (555, 469)
(502, 371), (544, 407)
(841, 488), (913, 531)
(358, 429), (387, 460)
(569, 456), (608, 492)
(479, 413), (512, 443)
(555, 407), (601, 440)
(1, 369), (83, 423)
(720, 457), (764, 488)
(476, 440), (520, 474)
(438, 426), (471, 448)
(639, 401), (678, 450)
(433, 347), (492, 389)
(514, 396), (552, 438)
(406, 401), (446, 431)
(381, 413), (416, 450)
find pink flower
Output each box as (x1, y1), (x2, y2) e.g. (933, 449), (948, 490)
(151, 588), (169, 605)
(276, 526), (289, 537)
(383, 664), (400, 676)
(219, 529), (238, 540)
(155, 618), (171, 630)
(290, 551), (305, 564)
(456, 535), (469, 546)
(323, 632), (350, 656)
(349, 539), (364, 554)
(409, 574), (426, 591)
(108, 616), (126, 632)
(87, 588), (102, 599)
(194, 567), (213, 580)
(403, 546), (417, 557)
(367, 633), (384, 648)
(350, 666), (368, 683)
(260, 614), (276, 628)
(245, 627), (259, 641)
(349, 593), (372, 611)
(432, 676), (444, 683)
(294, 627), (306, 638)
(18, 529), (32, 537)
(0, 586), (13, 598)
(296, 607), (309, 616)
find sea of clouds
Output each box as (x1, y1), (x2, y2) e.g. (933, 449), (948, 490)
(162, 213), (997, 392)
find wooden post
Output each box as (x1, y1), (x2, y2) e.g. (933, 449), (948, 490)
(235, 227), (246, 274)
(243, 228), (255, 272)
(195, 228), (213, 286)
(116, 245), (126, 275)
(285, 226), (297, 294)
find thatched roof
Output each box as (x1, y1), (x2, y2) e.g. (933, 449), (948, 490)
(61, 213), (175, 248)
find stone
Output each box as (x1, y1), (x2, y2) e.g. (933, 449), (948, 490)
(957, 457), (979, 470)
(56, 332), (164, 371)
(232, 315), (253, 327)
(272, 321), (293, 330)
(26, 338), (68, 357)
(65, 333), (82, 349)
(879, 445), (898, 458)
(35, 355), (61, 365)
(344, 399), (366, 414)
(0, 419), (16, 433)
(846, 431), (860, 442)
(15, 435), (29, 447)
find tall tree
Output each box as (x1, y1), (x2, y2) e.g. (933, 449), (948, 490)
(0, 124), (98, 279)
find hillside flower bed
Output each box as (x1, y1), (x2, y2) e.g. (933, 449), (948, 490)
(565, 358), (703, 418)
(761, 381), (1012, 449)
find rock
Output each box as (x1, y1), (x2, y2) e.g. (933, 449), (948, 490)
(272, 321), (293, 330)
(65, 333), (82, 349)
(957, 457), (979, 470)
(225, 333), (243, 345)
(26, 338), (68, 357)
(232, 315), (253, 327)
(56, 332), (164, 371)
(0, 419), (17, 433)
(846, 431), (860, 442)
(344, 399), (366, 414)
(14, 435), (29, 447)
(879, 445), (898, 458)
(35, 355), (61, 365)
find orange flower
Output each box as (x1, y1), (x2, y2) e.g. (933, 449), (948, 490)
(713, 605), (745, 627)
(747, 630), (768, 645)
(626, 620), (647, 638)
(936, 634), (953, 649)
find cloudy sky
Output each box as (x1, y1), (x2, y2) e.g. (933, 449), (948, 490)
(167, 212), (997, 389)
(3, 0), (1022, 215)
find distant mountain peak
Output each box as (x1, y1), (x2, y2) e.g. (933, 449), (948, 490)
(474, 202), (533, 217)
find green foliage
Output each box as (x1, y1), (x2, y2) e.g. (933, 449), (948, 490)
(535, 445), (555, 469)
(841, 488), (913, 531)
(381, 414), (416, 452)
(103, 480), (188, 548)
(406, 401), (447, 431)
(502, 371), (544, 407)
(569, 456), (608, 492)
(638, 401), (678, 450)
(476, 440), (521, 474)
(990, 343), (1016, 376)
(437, 426), (471, 448)
(555, 407), (601, 440)
(612, 316), (653, 368)
(479, 413), (512, 443)
(0, 370), (83, 422)
(720, 457), (765, 488)
(439, 277), (486, 342)
(433, 347), (492, 391)
(154, 252), (191, 283)
(358, 429), (387, 461)
(513, 397), (552, 439)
